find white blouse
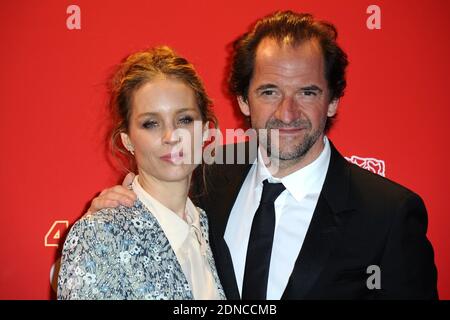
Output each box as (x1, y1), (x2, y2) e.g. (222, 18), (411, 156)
(132, 176), (220, 300)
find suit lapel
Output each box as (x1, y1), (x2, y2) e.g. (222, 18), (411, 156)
(203, 142), (255, 299)
(281, 195), (343, 299)
(282, 142), (355, 299)
(207, 142), (257, 236)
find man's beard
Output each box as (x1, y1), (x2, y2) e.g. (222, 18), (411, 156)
(262, 117), (324, 161)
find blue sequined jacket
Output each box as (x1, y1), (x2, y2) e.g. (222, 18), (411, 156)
(57, 200), (225, 300)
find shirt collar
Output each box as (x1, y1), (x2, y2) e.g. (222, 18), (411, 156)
(255, 136), (331, 202)
(132, 176), (201, 252)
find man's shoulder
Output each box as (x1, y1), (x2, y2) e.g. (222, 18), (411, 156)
(327, 141), (420, 202)
(346, 159), (422, 204)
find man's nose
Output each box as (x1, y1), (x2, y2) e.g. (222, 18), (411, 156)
(274, 96), (299, 124)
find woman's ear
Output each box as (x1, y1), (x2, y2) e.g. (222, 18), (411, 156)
(120, 132), (134, 155)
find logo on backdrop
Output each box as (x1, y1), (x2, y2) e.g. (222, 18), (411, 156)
(45, 220), (69, 247)
(345, 155), (386, 177)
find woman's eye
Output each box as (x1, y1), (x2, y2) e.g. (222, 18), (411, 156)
(142, 120), (158, 129)
(178, 116), (193, 125)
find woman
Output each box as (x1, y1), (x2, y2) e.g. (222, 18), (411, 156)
(57, 46), (225, 300)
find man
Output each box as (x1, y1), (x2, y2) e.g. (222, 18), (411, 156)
(88, 11), (438, 299)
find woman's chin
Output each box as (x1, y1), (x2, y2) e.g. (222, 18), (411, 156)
(154, 167), (196, 183)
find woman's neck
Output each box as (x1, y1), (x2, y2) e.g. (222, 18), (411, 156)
(137, 173), (190, 220)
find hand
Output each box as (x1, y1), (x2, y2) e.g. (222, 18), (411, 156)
(85, 172), (137, 215)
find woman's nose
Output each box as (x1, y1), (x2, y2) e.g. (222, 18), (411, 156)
(162, 126), (181, 145)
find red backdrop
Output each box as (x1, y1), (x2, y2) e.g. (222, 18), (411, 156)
(0, 0), (449, 299)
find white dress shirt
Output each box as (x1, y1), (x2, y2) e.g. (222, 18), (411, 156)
(132, 176), (220, 300)
(224, 136), (331, 299)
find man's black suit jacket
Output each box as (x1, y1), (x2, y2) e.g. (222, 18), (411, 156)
(193, 141), (438, 299)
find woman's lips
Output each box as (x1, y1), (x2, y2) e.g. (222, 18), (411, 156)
(160, 151), (184, 163)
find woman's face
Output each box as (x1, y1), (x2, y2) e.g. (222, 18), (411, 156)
(121, 77), (206, 183)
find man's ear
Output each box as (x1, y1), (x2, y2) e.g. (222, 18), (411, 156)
(120, 132), (133, 152)
(237, 96), (250, 117)
(327, 99), (339, 117)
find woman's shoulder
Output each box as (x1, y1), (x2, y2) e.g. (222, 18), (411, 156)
(60, 201), (164, 268)
(68, 201), (156, 240)
(84, 204), (138, 224)
(74, 205), (132, 229)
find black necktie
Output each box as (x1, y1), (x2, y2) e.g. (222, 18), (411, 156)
(242, 180), (286, 300)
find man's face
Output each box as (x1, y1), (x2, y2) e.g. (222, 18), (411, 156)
(238, 38), (338, 165)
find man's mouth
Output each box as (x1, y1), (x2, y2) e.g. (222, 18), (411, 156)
(273, 127), (306, 135)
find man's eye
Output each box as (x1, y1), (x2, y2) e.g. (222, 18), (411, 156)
(302, 90), (317, 96)
(142, 120), (158, 129)
(261, 90), (276, 96)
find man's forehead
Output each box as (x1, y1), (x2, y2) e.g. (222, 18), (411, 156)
(256, 36), (321, 56)
(253, 37), (325, 76)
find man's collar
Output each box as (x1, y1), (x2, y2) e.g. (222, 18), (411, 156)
(255, 136), (331, 202)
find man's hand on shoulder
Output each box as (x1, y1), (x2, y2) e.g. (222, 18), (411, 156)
(85, 172), (137, 215)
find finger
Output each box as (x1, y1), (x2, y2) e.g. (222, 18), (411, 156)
(101, 199), (121, 208)
(91, 190), (128, 211)
(89, 198), (121, 213)
(110, 185), (137, 202)
(94, 199), (121, 211)
(98, 190), (135, 206)
(122, 172), (136, 188)
(99, 185), (133, 198)
(89, 184), (137, 214)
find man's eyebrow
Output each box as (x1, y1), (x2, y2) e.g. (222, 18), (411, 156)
(255, 84), (278, 91)
(254, 84), (324, 92)
(301, 85), (323, 92)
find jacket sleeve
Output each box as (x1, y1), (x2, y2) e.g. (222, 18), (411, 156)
(57, 217), (122, 300)
(378, 193), (438, 299)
